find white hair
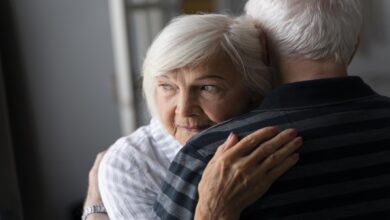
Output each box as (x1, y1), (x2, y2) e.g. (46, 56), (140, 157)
(143, 14), (272, 117)
(245, 0), (363, 64)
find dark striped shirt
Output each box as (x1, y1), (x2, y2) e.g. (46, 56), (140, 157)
(153, 76), (390, 219)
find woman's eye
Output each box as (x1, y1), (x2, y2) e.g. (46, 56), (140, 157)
(200, 85), (219, 93)
(158, 84), (175, 92)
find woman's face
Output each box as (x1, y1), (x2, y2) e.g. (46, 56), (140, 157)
(155, 55), (254, 145)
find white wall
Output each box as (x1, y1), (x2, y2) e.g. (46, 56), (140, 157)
(9, 0), (121, 219)
(349, 0), (390, 96)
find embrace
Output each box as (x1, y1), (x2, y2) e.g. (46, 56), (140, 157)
(82, 0), (390, 219)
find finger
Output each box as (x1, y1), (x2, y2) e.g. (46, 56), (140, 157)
(215, 132), (239, 156)
(265, 153), (300, 183)
(94, 151), (106, 165)
(224, 132), (239, 151)
(244, 128), (298, 165)
(226, 127), (279, 158)
(91, 150), (107, 172)
(259, 136), (302, 171)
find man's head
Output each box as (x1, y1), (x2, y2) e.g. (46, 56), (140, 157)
(245, 0), (363, 82)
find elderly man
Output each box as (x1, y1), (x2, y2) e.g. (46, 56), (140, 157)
(154, 0), (390, 219)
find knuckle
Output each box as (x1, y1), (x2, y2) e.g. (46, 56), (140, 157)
(219, 156), (231, 167)
(245, 136), (256, 145)
(241, 176), (251, 189)
(272, 133), (284, 141)
(215, 144), (225, 154)
(269, 153), (279, 162)
(232, 163), (245, 172)
(262, 127), (278, 135)
(261, 143), (273, 153)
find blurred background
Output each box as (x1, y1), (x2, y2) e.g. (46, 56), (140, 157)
(0, 0), (389, 219)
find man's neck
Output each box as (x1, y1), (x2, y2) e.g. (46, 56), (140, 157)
(277, 59), (348, 84)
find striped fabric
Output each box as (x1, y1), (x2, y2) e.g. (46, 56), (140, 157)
(98, 118), (182, 220)
(153, 76), (390, 219)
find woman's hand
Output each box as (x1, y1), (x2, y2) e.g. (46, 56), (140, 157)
(84, 151), (106, 207)
(83, 151), (109, 220)
(195, 127), (302, 220)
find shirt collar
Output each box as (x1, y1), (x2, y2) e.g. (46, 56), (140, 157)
(150, 117), (182, 161)
(260, 76), (377, 109)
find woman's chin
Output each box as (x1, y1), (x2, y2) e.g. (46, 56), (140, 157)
(175, 130), (199, 145)
(177, 135), (194, 145)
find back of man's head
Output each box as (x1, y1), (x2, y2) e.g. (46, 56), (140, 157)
(245, 0), (362, 65)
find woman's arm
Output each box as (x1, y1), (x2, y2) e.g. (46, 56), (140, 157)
(83, 151), (109, 220)
(98, 138), (163, 220)
(195, 127), (302, 220)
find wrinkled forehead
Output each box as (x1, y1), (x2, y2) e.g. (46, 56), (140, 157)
(155, 52), (240, 81)
(160, 51), (237, 74)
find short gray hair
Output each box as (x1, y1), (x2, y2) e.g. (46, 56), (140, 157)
(143, 14), (272, 117)
(245, 0), (363, 64)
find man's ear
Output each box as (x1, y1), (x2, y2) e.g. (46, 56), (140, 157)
(348, 35), (361, 65)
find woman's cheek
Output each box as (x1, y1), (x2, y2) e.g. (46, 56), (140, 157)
(209, 97), (250, 122)
(203, 102), (229, 123)
(157, 96), (176, 133)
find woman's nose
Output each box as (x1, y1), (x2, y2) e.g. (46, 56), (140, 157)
(175, 92), (197, 116)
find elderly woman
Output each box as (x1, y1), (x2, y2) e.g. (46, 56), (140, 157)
(82, 14), (301, 220)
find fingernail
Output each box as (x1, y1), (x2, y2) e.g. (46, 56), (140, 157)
(294, 137), (303, 145)
(287, 129), (298, 137)
(227, 132), (235, 142)
(265, 127), (278, 134)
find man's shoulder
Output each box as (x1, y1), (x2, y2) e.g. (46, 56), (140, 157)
(199, 108), (280, 135)
(182, 108), (282, 160)
(347, 93), (390, 110)
(368, 93), (390, 102)
(185, 93), (390, 155)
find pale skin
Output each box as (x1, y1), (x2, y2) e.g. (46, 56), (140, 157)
(155, 54), (254, 145)
(274, 35), (358, 83)
(278, 59), (348, 83)
(83, 151), (109, 220)
(83, 54), (302, 219)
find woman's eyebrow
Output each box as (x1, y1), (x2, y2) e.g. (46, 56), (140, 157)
(156, 75), (169, 80)
(195, 75), (226, 81)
